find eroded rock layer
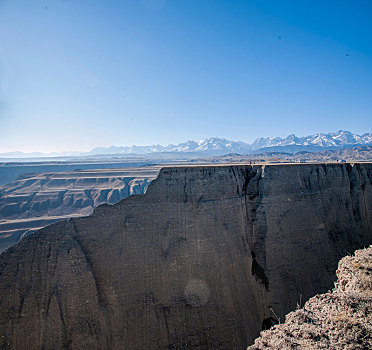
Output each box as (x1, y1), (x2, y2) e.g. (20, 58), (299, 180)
(0, 167), (159, 253)
(0, 164), (371, 349)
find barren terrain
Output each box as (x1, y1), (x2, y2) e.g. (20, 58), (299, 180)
(0, 167), (160, 252)
(0, 163), (370, 349)
(1, 147), (371, 253)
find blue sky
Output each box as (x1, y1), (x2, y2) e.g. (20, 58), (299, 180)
(0, 0), (371, 152)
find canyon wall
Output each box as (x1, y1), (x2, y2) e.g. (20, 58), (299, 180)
(0, 163), (371, 349)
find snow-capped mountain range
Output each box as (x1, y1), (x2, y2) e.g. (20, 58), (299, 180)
(1, 131), (371, 158)
(251, 130), (372, 150)
(86, 138), (252, 155)
(86, 130), (372, 155)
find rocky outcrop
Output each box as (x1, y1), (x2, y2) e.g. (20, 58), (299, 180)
(248, 245), (372, 349)
(0, 163), (371, 349)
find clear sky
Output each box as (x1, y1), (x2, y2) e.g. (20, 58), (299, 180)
(0, 0), (371, 153)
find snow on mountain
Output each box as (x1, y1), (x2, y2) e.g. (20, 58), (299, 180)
(361, 133), (372, 144)
(194, 137), (251, 153)
(169, 140), (199, 152)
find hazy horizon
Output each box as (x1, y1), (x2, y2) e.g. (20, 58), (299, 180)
(0, 129), (371, 155)
(1, 0), (371, 153)
(0, 130), (371, 155)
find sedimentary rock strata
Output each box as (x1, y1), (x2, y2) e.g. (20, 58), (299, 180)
(0, 163), (371, 349)
(0, 167), (159, 252)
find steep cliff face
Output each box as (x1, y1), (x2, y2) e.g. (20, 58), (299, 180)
(0, 164), (371, 349)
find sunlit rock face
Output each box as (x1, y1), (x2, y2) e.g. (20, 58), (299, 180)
(0, 164), (371, 349)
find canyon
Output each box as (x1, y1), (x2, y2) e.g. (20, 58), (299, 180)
(0, 167), (160, 253)
(0, 163), (371, 349)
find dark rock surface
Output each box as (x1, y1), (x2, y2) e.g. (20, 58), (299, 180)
(0, 163), (371, 349)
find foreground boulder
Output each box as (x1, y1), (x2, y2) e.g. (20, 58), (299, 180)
(0, 164), (371, 349)
(248, 245), (372, 349)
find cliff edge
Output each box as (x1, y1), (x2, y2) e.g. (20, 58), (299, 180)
(0, 164), (371, 349)
(248, 245), (372, 349)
